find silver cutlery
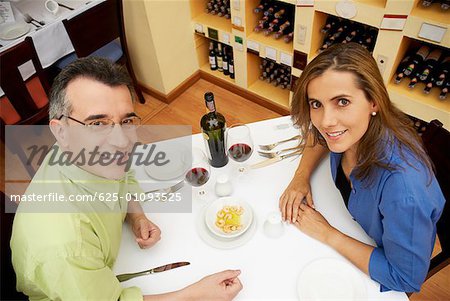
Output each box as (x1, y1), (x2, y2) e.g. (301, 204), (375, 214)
(57, 2), (74, 10)
(258, 135), (302, 151)
(143, 180), (184, 201)
(258, 145), (302, 158)
(250, 150), (302, 169)
(23, 13), (45, 27)
(117, 261), (190, 282)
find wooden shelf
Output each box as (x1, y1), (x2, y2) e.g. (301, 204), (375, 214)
(248, 79), (290, 109)
(193, 12), (233, 35)
(314, 0), (385, 29)
(411, 1), (450, 25)
(188, 0), (449, 129)
(247, 32), (294, 56)
(200, 63), (236, 84)
(388, 79), (450, 129)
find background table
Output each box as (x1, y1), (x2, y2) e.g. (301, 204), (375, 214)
(114, 116), (408, 301)
(0, 0), (102, 96)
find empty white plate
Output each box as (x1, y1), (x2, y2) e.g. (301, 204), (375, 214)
(0, 23), (31, 40)
(144, 147), (190, 181)
(297, 258), (367, 301)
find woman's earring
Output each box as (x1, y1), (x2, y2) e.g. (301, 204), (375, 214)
(371, 112), (377, 116)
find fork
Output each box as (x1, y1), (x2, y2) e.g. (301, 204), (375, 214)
(258, 135), (301, 151)
(23, 14), (45, 27)
(143, 180), (184, 201)
(258, 146), (302, 158)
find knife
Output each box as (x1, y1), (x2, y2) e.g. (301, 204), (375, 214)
(250, 151), (302, 169)
(116, 261), (190, 282)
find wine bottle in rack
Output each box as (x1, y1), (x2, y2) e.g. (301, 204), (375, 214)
(360, 28), (378, 52)
(273, 21), (291, 39)
(283, 31), (294, 43)
(254, 0), (271, 14)
(216, 43), (224, 72)
(223, 46), (229, 75)
(321, 16), (340, 35)
(404, 45), (430, 77)
(229, 54), (235, 79)
(423, 73), (437, 94)
(439, 80), (449, 99)
(441, 0), (449, 10)
(435, 55), (450, 88)
(395, 54), (413, 84)
(209, 42), (217, 71)
(201, 92), (228, 168)
(422, 0), (434, 6)
(419, 49), (442, 82)
(342, 23), (363, 43)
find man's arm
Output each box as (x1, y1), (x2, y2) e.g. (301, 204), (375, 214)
(126, 200), (161, 249)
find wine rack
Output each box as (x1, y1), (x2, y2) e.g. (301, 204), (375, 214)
(195, 34), (235, 84)
(185, 0), (450, 127)
(247, 52), (291, 107)
(388, 36), (450, 125)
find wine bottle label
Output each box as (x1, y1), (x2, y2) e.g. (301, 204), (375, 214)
(229, 64), (234, 73)
(209, 56), (217, 67)
(223, 61), (228, 69)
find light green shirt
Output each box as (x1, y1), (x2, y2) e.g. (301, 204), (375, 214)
(10, 146), (144, 301)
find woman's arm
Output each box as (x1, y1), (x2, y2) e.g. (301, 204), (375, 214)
(279, 135), (328, 223)
(294, 203), (374, 274)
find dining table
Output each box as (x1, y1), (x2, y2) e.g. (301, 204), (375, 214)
(113, 116), (409, 301)
(0, 0), (103, 96)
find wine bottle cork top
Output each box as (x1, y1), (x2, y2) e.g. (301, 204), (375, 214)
(204, 92), (214, 102)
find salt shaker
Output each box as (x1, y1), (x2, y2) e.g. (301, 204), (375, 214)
(215, 174), (233, 197)
(263, 211), (285, 238)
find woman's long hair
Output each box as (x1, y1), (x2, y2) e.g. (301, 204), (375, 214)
(291, 43), (433, 182)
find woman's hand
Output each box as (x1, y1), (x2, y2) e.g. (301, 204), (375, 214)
(131, 215), (161, 249)
(293, 203), (335, 243)
(279, 173), (314, 223)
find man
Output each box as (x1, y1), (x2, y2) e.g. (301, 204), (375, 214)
(10, 57), (242, 300)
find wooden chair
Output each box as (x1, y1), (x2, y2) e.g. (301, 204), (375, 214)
(59, 0), (145, 104)
(421, 120), (450, 281)
(0, 37), (50, 126)
(0, 37), (51, 178)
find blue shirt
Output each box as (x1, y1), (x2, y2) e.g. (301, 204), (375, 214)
(330, 141), (445, 292)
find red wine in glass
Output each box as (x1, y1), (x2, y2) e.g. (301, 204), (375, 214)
(228, 143), (253, 162)
(185, 167), (210, 187)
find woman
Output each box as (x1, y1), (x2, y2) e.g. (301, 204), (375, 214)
(279, 43), (445, 292)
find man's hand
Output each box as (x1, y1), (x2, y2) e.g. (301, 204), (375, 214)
(131, 215), (161, 249)
(185, 270), (243, 301)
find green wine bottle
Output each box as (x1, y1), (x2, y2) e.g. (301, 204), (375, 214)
(200, 92), (228, 167)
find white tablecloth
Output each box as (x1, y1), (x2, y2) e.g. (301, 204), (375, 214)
(0, 0), (102, 96)
(114, 116), (408, 301)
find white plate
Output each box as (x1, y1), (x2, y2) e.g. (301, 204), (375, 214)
(297, 258), (367, 301)
(197, 204), (257, 250)
(205, 197), (253, 239)
(144, 147), (190, 181)
(0, 23), (31, 40)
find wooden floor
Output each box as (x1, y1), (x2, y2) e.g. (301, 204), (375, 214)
(136, 79), (450, 301)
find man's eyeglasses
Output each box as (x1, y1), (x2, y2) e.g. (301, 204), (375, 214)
(58, 115), (141, 134)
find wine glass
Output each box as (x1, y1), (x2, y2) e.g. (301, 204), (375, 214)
(226, 124), (254, 176)
(185, 148), (211, 201)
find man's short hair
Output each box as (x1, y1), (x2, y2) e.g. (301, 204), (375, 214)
(49, 57), (135, 120)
